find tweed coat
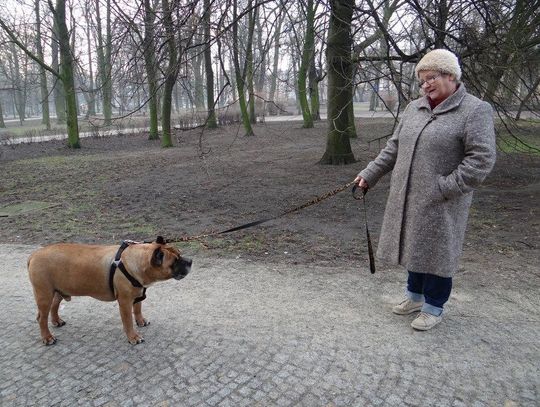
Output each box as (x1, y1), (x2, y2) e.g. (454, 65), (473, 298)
(358, 85), (496, 277)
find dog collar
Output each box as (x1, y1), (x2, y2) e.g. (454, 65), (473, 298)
(109, 241), (147, 304)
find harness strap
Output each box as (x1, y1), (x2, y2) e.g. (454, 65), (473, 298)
(109, 241), (147, 304)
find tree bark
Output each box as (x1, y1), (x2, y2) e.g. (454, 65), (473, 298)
(51, 18), (66, 124)
(268, 11), (283, 115)
(203, 0), (218, 128)
(83, 2), (96, 117)
(0, 102), (5, 128)
(192, 44), (205, 110)
(308, 58), (321, 121)
(161, 0), (179, 147)
(319, 0), (355, 165)
(298, 0), (315, 128)
(52, 0), (80, 148)
(95, 0), (112, 126)
(9, 42), (25, 125)
(232, 0), (255, 136)
(143, 0), (159, 139)
(247, 3), (257, 124)
(35, 0), (50, 129)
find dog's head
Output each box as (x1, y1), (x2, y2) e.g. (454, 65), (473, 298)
(140, 236), (192, 283)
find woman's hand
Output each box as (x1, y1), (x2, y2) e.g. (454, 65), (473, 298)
(354, 176), (369, 190)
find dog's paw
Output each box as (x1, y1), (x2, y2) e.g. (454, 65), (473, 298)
(136, 318), (150, 327)
(128, 335), (145, 345)
(42, 335), (57, 346)
(52, 319), (66, 327)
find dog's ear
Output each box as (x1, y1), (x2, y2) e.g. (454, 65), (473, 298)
(156, 236), (165, 245)
(151, 247), (164, 266)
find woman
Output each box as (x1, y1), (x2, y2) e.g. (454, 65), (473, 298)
(354, 49), (496, 330)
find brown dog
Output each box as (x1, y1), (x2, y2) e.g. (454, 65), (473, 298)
(27, 237), (191, 345)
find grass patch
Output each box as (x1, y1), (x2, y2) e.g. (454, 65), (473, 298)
(0, 201), (60, 217)
(497, 135), (540, 155)
(0, 116), (151, 140)
(497, 121), (540, 155)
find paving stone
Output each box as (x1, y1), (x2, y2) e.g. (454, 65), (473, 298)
(1, 246), (538, 407)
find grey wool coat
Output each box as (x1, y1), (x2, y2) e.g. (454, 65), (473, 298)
(359, 85), (496, 277)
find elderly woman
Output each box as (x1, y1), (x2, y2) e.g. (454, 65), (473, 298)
(354, 49), (496, 330)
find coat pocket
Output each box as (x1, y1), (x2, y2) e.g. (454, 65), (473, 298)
(438, 174), (465, 201)
(435, 176), (448, 201)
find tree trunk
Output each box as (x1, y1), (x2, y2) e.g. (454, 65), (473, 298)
(95, 0), (112, 126)
(50, 18), (66, 124)
(255, 15), (266, 101)
(0, 102), (5, 128)
(161, 0), (179, 147)
(143, 0), (159, 139)
(308, 61), (321, 121)
(268, 12), (283, 115)
(35, 0), (50, 129)
(53, 0), (80, 148)
(9, 43), (25, 125)
(203, 0), (217, 128)
(298, 0), (315, 128)
(193, 52), (205, 110)
(83, 3), (96, 117)
(347, 92), (356, 138)
(232, 0), (255, 136)
(347, 73), (357, 138)
(319, 0), (355, 165)
(247, 4), (257, 124)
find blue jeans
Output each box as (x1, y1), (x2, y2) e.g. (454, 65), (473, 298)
(406, 271), (452, 316)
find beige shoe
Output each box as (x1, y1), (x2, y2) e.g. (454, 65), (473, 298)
(411, 312), (442, 331)
(392, 298), (423, 315)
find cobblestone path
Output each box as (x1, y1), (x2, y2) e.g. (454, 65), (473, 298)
(1, 245), (538, 406)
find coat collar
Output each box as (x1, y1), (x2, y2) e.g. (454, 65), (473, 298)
(416, 83), (467, 114)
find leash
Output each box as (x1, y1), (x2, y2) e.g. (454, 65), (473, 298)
(165, 181), (376, 274)
(165, 181), (357, 243)
(352, 185), (376, 274)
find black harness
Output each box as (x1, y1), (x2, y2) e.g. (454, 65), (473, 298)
(108, 240), (147, 304)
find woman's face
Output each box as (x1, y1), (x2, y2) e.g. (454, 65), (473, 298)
(418, 70), (457, 103)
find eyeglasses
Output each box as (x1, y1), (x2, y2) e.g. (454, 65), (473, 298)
(418, 73), (442, 88)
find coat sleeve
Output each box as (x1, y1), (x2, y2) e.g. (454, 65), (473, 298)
(357, 114), (405, 188)
(438, 101), (497, 200)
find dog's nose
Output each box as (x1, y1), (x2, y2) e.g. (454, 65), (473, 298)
(173, 257), (192, 280)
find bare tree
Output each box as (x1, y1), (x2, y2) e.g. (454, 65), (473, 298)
(34, 0), (51, 129)
(297, 0), (316, 128)
(160, 0), (180, 147)
(143, 0), (160, 139)
(267, 6), (284, 115)
(203, 0), (218, 128)
(232, 0), (256, 136)
(1, 0), (80, 147)
(319, 0), (355, 165)
(95, 0), (113, 125)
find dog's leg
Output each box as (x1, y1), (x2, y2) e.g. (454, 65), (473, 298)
(50, 292), (66, 327)
(118, 296), (144, 345)
(133, 302), (149, 327)
(33, 288), (57, 345)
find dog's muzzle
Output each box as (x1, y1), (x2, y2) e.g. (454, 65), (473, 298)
(173, 257), (192, 280)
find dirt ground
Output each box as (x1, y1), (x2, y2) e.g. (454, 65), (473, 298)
(0, 118), (538, 284)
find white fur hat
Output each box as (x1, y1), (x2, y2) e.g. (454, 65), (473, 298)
(415, 49), (462, 81)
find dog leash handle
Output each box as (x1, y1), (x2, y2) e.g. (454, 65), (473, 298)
(351, 184), (376, 274)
